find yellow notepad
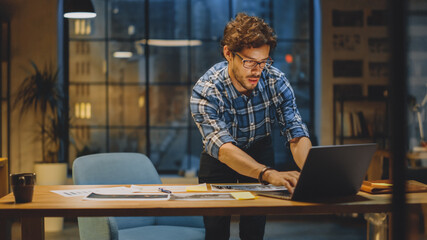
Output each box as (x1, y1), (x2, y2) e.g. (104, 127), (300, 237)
(231, 192), (255, 200)
(186, 184), (208, 192)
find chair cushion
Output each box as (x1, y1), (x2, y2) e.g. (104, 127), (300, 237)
(118, 225), (205, 240)
(113, 216), (156, 229)
(155, 216), (204, 228)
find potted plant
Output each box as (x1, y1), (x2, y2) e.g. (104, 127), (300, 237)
(14, 61), (67, 231)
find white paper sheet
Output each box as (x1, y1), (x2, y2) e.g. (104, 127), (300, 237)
(83, 192), (235, 201)
(211, 184), (287, 192)
(171, 193), (235, 201)
(83, 192), (171, 201)
(51, 187), (131, 197)
(51, 184), (208, 198)
(130, 183), (207, 193)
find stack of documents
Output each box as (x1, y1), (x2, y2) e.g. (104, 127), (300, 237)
(51, 184), (256, 201)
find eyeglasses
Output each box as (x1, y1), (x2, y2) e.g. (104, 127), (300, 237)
(233, 52), (273, 69)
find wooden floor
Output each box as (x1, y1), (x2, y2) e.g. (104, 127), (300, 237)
(11, 214), (427, 240)
(11, 215), (369, 240)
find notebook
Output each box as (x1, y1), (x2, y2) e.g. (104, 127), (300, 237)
(256, 143), (377, 201)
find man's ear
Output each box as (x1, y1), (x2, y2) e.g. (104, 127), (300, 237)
(223, 45), (233, 62)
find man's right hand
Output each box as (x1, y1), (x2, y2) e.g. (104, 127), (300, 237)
(263, 170), (300, 193)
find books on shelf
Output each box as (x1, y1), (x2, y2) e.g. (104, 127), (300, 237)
(336, 111), (371, 138)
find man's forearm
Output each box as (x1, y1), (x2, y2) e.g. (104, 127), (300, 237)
(217, 141), (302, 190)
(290, 137), (312, 169)
(218, 142), (265, 179)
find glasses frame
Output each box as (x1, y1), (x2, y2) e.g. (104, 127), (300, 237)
(232, 52), (274, 70)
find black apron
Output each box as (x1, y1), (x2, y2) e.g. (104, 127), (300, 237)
(198, 136), (274, 240)
(198, 136), (274, 184)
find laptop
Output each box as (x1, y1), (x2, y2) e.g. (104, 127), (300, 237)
(256, 143), (377, 201)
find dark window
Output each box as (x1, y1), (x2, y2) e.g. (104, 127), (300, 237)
(68, 0), (313, 174)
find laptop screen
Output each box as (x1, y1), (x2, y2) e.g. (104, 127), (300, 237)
(264, 143), (377, 201)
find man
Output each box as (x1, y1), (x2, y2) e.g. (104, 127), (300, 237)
(190, 13), (312, 240)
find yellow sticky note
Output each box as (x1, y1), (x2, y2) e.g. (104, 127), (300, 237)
(231, 192), (255, 200)
(186, 184), (208, 192)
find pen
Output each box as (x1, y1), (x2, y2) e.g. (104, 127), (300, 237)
(158, 188), (172, 194)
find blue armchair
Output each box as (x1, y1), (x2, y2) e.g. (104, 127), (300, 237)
(72, 153), (205, 240)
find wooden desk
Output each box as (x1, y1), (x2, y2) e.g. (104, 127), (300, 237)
(1, 185), (426, 240)
(407, 151), (427, 167)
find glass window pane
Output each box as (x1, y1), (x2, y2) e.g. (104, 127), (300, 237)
(109, 41), (146, 84)
(149, 0), (188, 39)
(191, 41), (224, 83)
(233, 0), (271, 22)
(150, 128), (189, 172)
(149, 46), (189, 84)
(109, 0), (145, 39)
(273, 0), (309, 39)
(69, 84), (107, 126)
(69, 41), (106, 84)
(149, 85), (189, 127)
(406, 7), (427, 149)
(68, 0), (106, 39)
(108, 85), (147, 126)
(69, 128), (107, 165)
(67, 0), (313, 173)
(109, 129), (147, 153)
(291, 84), (311, 123)
(191, 0), (229, 40)
(272, 42), (310, 85)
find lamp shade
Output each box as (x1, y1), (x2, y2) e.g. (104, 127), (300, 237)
(64, 0), (97, 19)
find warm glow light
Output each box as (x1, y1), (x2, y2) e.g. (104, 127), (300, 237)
(80, 20), (86, 35)
(113, 51), (133, 58)
(138, 96), (145, 108)
(75, 19), (80, 35)
(80, 102), (86, 118)
(86, 21), (91, 34)
(75, 103), (80, 118)
(64, 12), (97, 19)
(285, 54), (293, 64)
(86, 103), (92, 119)
(136, 39), (202, 47)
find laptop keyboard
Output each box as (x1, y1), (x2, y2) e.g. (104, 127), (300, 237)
(256, 190), (292, 200)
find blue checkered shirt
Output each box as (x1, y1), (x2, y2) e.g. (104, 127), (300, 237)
(190, 61), (309, 159)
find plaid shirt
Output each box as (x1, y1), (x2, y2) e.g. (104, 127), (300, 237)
(190, 61), (309, 159)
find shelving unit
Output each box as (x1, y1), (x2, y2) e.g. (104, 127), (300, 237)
(320, 0), (390, 145)
(0, 19), (10, 178)
(333, 95), (388, 146)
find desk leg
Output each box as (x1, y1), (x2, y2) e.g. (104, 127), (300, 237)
(21, 217), (44, 240)
(423, 204), (427, 237)
(365, 213), (388, 240)
(0, 215), (11, 240)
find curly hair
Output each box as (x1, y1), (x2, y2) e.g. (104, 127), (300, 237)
(221, 13), (277, 54)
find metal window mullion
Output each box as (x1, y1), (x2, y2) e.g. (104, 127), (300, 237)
(105, 0), (110, 152)
(145, 0), (151, 157)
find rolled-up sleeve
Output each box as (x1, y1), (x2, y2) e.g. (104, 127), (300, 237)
(271, 74), (309, 144)
(190, 83), (236, 159)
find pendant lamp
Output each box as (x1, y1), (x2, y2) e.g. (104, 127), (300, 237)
(64, 0), (97, 19)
